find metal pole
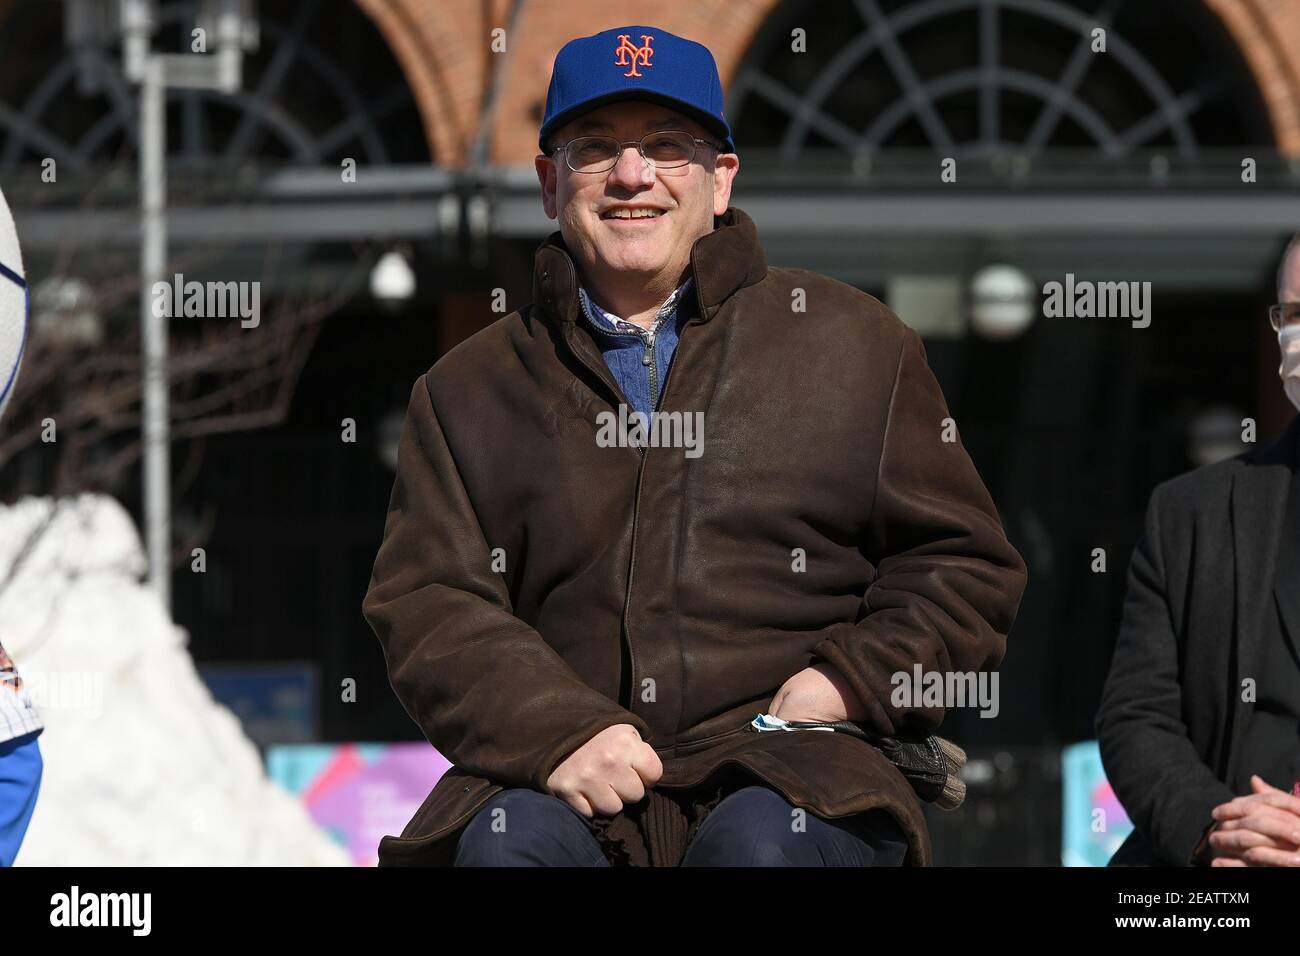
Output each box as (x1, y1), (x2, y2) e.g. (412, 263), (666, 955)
(123, 0), (249, 615)
(140, 55), (170, 613)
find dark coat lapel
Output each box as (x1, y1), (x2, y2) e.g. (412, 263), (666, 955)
(1272, 419), (1300, 662)
(1230, 416), (1300, 757)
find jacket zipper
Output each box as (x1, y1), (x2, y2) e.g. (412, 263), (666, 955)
(620, 311), (700, 728)
(549, 257), (695, 718)
(573, 288), (666, 429)
(642, 331), (659, 412)
(556, 329), (648, 706)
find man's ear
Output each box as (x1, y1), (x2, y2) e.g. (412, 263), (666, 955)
(712, 152), (740, 217)
(535, 153), (558, 220)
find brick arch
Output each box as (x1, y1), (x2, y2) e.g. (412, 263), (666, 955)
(353, 0), (495, 166)
(1205, 0), (1300, 154)
(367, 0), (1300, 166)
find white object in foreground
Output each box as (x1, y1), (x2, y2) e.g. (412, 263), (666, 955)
(0, 184), (27, 420)
(0, 494), (349, 866)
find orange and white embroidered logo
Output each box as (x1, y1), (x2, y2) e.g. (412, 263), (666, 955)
(614, 34), (654, 78)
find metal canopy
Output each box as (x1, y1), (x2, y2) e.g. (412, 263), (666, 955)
(9, 156), (1299, 291)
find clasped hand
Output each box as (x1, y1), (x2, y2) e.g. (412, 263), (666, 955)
(545, 663), (867, 818)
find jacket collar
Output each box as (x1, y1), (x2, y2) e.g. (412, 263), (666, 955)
(531, 206), (768, 327)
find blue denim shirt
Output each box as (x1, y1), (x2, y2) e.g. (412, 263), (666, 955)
(577, 277), (694, 419)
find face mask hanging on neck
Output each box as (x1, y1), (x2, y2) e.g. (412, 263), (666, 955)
(1280, 324), (1300, 412)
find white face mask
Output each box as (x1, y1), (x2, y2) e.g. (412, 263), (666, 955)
(1280, 324), (1300, 412)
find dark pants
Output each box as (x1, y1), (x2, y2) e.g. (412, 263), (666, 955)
(453, 785), (909, 867)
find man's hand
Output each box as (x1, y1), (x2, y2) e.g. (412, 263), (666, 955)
(769, 662), (868, 723)
(544, 723), (663, 819)
(1208, 774), (1300, 867)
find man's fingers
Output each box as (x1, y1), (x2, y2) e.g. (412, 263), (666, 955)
(1210, 827), (1287, 854)
(1234, 811), (1300, 845)
(1241, 844), (1300, 867)
(1213, 796), (1256, 819)
(562, 792), (594, 819)
(1250, 774), (1282, 795)
(610, 766), (648, 807)
(1211, 857), (1247, 867)
(1251, 791), (1300, 816)
(1213, 790), (1300, 820)
(631, 743), (664, 786)
(1214, 814), (1300, 840)
(588, 783), (625, 818)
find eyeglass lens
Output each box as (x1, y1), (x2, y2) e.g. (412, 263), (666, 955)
(565, 132), (697, 172)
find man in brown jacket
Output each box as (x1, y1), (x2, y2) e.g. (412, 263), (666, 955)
(362, 25), (1026, 866)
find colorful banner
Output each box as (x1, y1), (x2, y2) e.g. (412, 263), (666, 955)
(267, 743), (451, 866)
(1061, 740), (1133, 867)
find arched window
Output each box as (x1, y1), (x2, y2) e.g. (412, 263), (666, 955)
(0, 0), (428, 172)
(729, 0), (1273, 162)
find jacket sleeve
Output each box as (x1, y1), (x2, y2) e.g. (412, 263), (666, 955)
(362, 373), (651, 791)
(1095, 484), (1234, 865)
(809, 326), (1027, 737)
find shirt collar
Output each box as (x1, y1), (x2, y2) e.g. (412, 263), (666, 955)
(578, 277), (694, 338)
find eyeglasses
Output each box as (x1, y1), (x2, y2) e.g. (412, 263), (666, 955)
(1269, 303), (1300, 331)
(551, 130), (724, 173)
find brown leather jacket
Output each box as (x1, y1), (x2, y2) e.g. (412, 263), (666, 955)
(362, 206), (1027, 866)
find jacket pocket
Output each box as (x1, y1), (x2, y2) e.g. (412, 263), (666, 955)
(670, 718), (757, 758)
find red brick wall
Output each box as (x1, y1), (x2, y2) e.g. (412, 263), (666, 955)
(1205, 0), (1300, 154)
(358, 0), (779, 166)
(358, 0), (1300, 165)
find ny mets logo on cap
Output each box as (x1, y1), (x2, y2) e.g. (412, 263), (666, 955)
(539, 26), (736, 155)
(614, 33), (653, 77)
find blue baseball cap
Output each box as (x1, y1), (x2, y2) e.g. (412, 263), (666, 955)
(539, 25), (735, 155)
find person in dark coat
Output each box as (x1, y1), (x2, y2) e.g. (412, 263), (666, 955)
(362, 25), (1026, 867)
(1097, 238), (1300, 867)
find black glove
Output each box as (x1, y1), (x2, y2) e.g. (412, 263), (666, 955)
(780, 719), (968, 809)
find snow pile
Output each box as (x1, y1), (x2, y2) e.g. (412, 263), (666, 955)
(0, 493), (349, 865)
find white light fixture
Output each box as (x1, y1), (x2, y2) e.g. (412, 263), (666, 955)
(970, 264), (1036, 341)
(31, 276), (104, 348)
(369, 249), (415, 308)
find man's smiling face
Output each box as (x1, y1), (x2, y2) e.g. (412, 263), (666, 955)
(536, 99), (739, 297)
